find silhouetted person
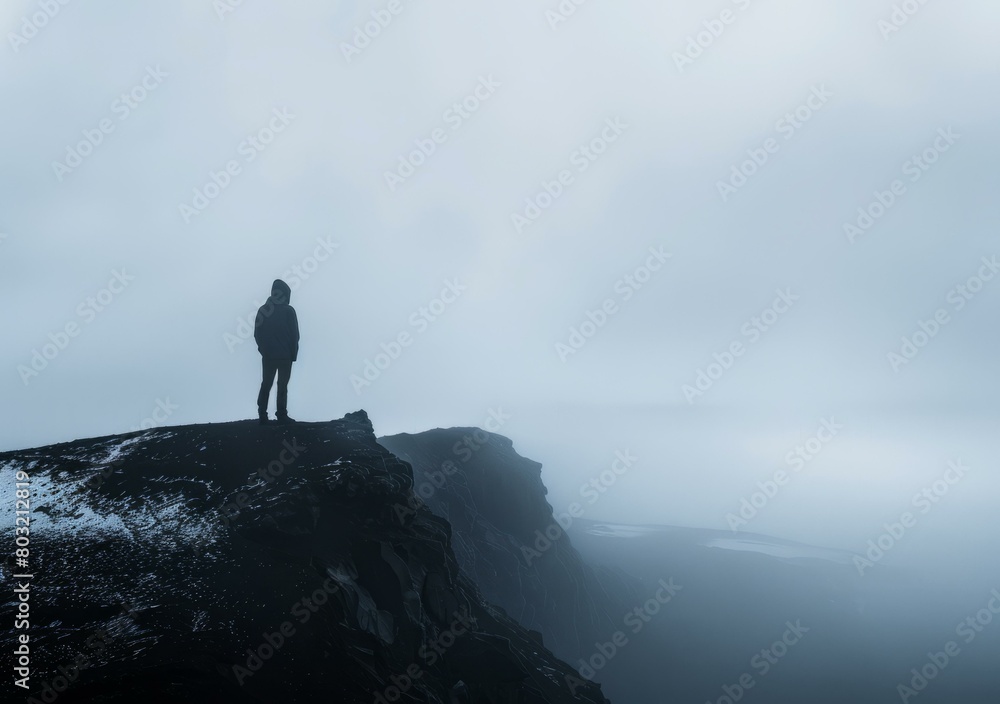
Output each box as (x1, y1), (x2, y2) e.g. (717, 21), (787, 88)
(254, 279), (299, 425)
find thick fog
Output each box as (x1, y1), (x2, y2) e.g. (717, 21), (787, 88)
(2, 0), (998, 577)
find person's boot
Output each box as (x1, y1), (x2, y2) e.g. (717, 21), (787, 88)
(276, 413), (296, 425)
(258, 412), (271, 426)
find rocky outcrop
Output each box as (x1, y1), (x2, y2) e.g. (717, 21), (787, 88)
(378, 427), (638, 663)
(0, 411), (609, 704)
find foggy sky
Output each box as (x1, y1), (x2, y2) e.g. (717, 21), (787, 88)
(2, 0), (999, 557)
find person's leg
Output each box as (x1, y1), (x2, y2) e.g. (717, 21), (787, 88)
(276, 361), (292, 420)
(257, 359), (278, 419)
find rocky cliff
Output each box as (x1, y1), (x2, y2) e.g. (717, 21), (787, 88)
(378, 427), (639, 663)
(0, 411), (609, 704)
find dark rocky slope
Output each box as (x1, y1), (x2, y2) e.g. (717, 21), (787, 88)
(0, 412), (609, 704)
(378, 428), (640, 663)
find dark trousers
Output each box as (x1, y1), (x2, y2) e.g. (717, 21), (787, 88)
(257, 359), (292, 417)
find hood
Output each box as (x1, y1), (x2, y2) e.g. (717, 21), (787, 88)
(270, 278), (291, 304)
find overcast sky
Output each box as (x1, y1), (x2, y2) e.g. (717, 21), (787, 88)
(2, 0), (998, 558)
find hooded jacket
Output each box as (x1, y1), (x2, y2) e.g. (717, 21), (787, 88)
(253, 279), (299, 361)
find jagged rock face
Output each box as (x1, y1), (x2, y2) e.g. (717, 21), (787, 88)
(0, 412), (608, 704)
(378, 428), (635, 663)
